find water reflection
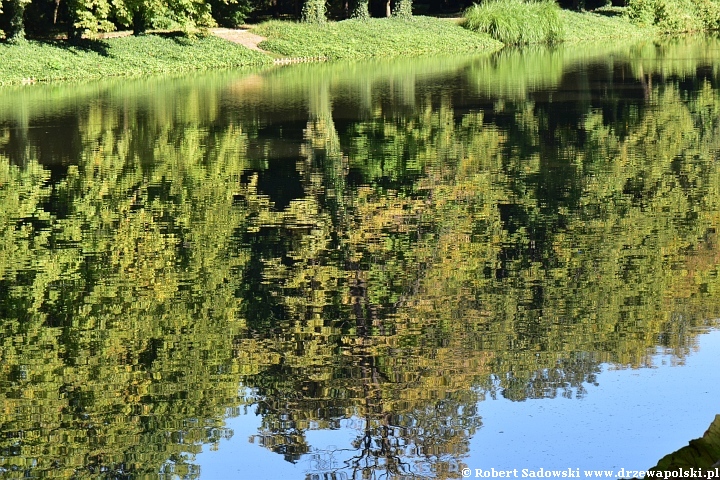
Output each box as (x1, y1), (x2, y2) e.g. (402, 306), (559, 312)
(2, 35), (720, 478)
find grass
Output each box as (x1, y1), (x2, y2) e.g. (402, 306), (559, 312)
(462, 0), (564, 45)
(252, 16), (503, 59)
(0, 34), (271, 86)
(560, 9), (658, 42)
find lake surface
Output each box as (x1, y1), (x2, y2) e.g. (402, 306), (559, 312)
(2, 35), (720, 479)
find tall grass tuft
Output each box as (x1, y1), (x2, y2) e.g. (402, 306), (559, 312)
(462, 0), (564, 45)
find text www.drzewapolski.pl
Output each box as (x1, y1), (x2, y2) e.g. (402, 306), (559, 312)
(461, 468), (720, 479)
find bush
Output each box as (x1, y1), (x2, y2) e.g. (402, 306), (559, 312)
(302, 0), (327, 23)
(462, 0), (564, 45)
(697, 0), (720, 30)
(352, 0), (370, 19)
(208, 0), (254, 27)
(392, 0), (413, 18)
(625, 0), (720, 32)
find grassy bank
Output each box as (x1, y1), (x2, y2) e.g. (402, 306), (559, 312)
(461, 0), (720, 45)
(462, 0), (658, 45)
(0, 34), (270, 86)
(253, 16), (502, 59)
(0, 17), (501, 86)
(560, 9), (657, 42)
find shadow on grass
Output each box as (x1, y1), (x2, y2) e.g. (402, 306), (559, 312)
(151, 31), (200, 46)
(66, 38), (113, 56)
(590, 7), (626, 17)
(28, 38), (113, 56)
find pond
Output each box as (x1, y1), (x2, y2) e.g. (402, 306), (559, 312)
(1, 34), (720, 479)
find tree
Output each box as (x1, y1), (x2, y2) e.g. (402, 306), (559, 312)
(108, 0), (215, 36)
(208, 0), (255, 27)
(66, 0), (114, 38)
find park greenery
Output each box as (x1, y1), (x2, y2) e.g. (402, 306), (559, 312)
(1, 0), (720, 85)
(2, 37), (720, 476)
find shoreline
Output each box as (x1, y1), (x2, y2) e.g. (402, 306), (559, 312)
(0, 13), (660, 87)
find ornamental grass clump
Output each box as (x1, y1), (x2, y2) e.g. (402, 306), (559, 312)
(462, 0), (564, 45)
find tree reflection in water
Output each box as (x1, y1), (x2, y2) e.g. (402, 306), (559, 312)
(2, 37), (720, 478)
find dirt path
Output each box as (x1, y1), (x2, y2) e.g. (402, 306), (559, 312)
(210, 28), (269, 52)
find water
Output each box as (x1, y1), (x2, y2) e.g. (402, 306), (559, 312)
(1, 35), (720, 479)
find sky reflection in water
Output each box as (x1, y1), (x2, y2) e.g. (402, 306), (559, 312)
(197, 328), (720, 478)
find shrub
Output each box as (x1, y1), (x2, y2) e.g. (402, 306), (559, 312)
(697, 0), (720, 30)
(462, 0), (564, 45)
(302, 0), (327, 23)
(209, 0), (254, 27)
(352, 0), (370, 19)
(625, 0), (720, 32)
(392, 0), (413, 18)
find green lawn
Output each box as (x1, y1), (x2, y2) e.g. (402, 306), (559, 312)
(253, 16), (503, 59)
(0, 34), (271, 86)
(560, 9), (657, 42)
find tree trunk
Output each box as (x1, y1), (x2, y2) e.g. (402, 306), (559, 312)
(54, 0), (61, 24)
(385, 0), (390, 17)
(132, 9), (147, 35)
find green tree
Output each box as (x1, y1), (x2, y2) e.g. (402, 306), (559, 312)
(67, 0), (115, 38)
(107, 0), (215, 35)
(208, 0), (254, 27)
